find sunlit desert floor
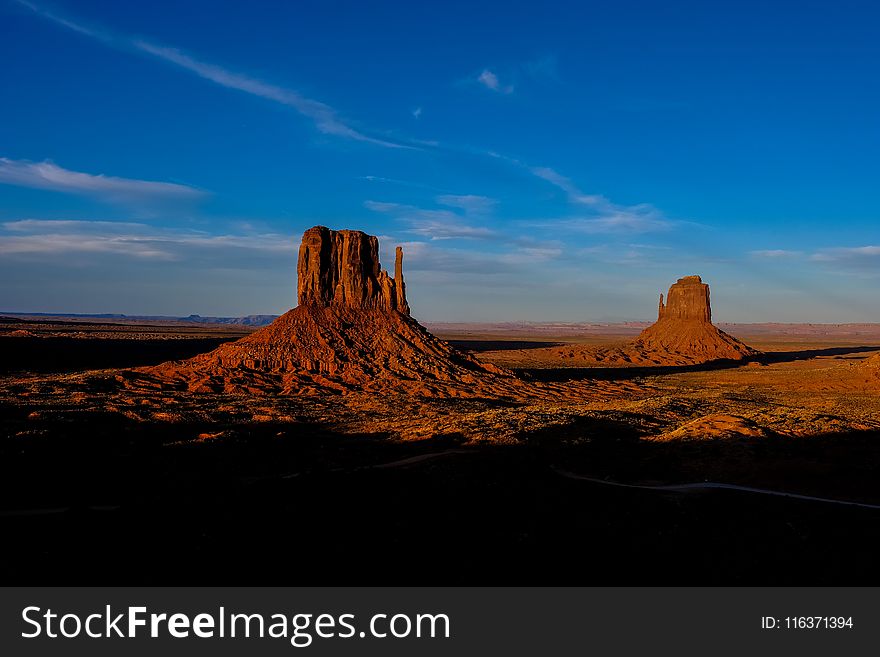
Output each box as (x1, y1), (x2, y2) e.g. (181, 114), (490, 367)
(3, 317), (880, 584)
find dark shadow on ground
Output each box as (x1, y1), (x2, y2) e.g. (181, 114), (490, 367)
(519, 359), (751, 382)
(0, 336), (240, 374)
(758, 345), (880, 364)
(3, 404), (880, 585)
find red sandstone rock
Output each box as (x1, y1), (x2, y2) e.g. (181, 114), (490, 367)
(658, 275), (711, 322)
(634, 275), (756, 362)
(542, 274), (757, 366)
(133, 225), (506, 395)
(394, 246), (409, 315)
(297, 226), (408, 313)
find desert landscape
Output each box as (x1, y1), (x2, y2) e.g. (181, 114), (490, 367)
(3, 226), (880, 585)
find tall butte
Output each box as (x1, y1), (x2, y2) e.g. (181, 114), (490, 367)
(297, 226), (409, 314)
(139, 226), (505, 394)
(657, 275), (711, 323)
(633, 275), (756, 363)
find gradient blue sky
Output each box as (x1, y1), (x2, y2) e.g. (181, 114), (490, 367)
(1, 0), (878, 321)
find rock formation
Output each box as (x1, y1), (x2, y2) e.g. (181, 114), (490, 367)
(631, 275), (756, 363)
(657, 275), (711, 322)
(297, 226), (409, 313)
(132, 226), (505, 395)
(535, 274), (757, 367)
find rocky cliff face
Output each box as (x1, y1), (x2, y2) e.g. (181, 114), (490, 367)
(658, 275), (711, 323)
(297, 226), (409, 314)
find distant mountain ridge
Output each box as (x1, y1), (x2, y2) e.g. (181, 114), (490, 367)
(0, 312), (279, 327)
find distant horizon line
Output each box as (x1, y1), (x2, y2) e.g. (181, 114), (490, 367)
(4, 310), (880, 327)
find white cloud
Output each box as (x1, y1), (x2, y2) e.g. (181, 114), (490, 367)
(435, 194), (497, 215)
(134, 41), (410, 149)
(750, 249), (803, 258)
(575, 243), (679, 267)
(3, 219), (148, 233)
(0, 219), (292, 262)
(412, 107), (422, 119)
(478, 69), (500, 90)
(529, 166), (608, 207)
(365, 193), (498, 240)
(13, 0), (103, 38)
(359, 175), (450, 193)
(394, 241), (521, 275)
(527, 165), (677, 234)
(0, 158), (205, 203)
(367, 197), (569, 270)
(499, 245), (564, 263)
(811, 245), (880, 262)
(809, 246), (880, 277)
(559, 210), (673, 234)
(477, 69), (514, 94)
(365, 200), (495, 240)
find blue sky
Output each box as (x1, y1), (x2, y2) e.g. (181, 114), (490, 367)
(1, 0), (878, 321)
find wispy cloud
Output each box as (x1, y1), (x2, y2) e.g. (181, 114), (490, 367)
(529, 166), (608, 206)
(15, 1), (411, 149)
(358, 175), (450, 193)
(500, 244), (564, 263)
(434, 194), (497, 216)
(549, 210), (674, 234)
(747, 245), (880, 277)
(368, 197), (568, 271)
(395, 241), (532, 276)
(527, 165), (676, 233)
(575, 242), (678, 267)
(750, 249), (803, 258)
(477, 69), (514, 94)
(365, 199), (496, 240)
(469, 57), (555, 96)
(809, 246), (880, 276)
(412, 107), (422, 119)
(811, 245), (880, 262)
(133, 41), (410, 148)
(0, 158), (205, 203)
(13, 0), (103, 38)
(0, 219), (291, 262)
(3, 219), (149, 233)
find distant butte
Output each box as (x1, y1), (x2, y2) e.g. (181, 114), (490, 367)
(514, 274), (758, 367)
(631, 275), (757, 363)
(128, 226), (507, 395)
